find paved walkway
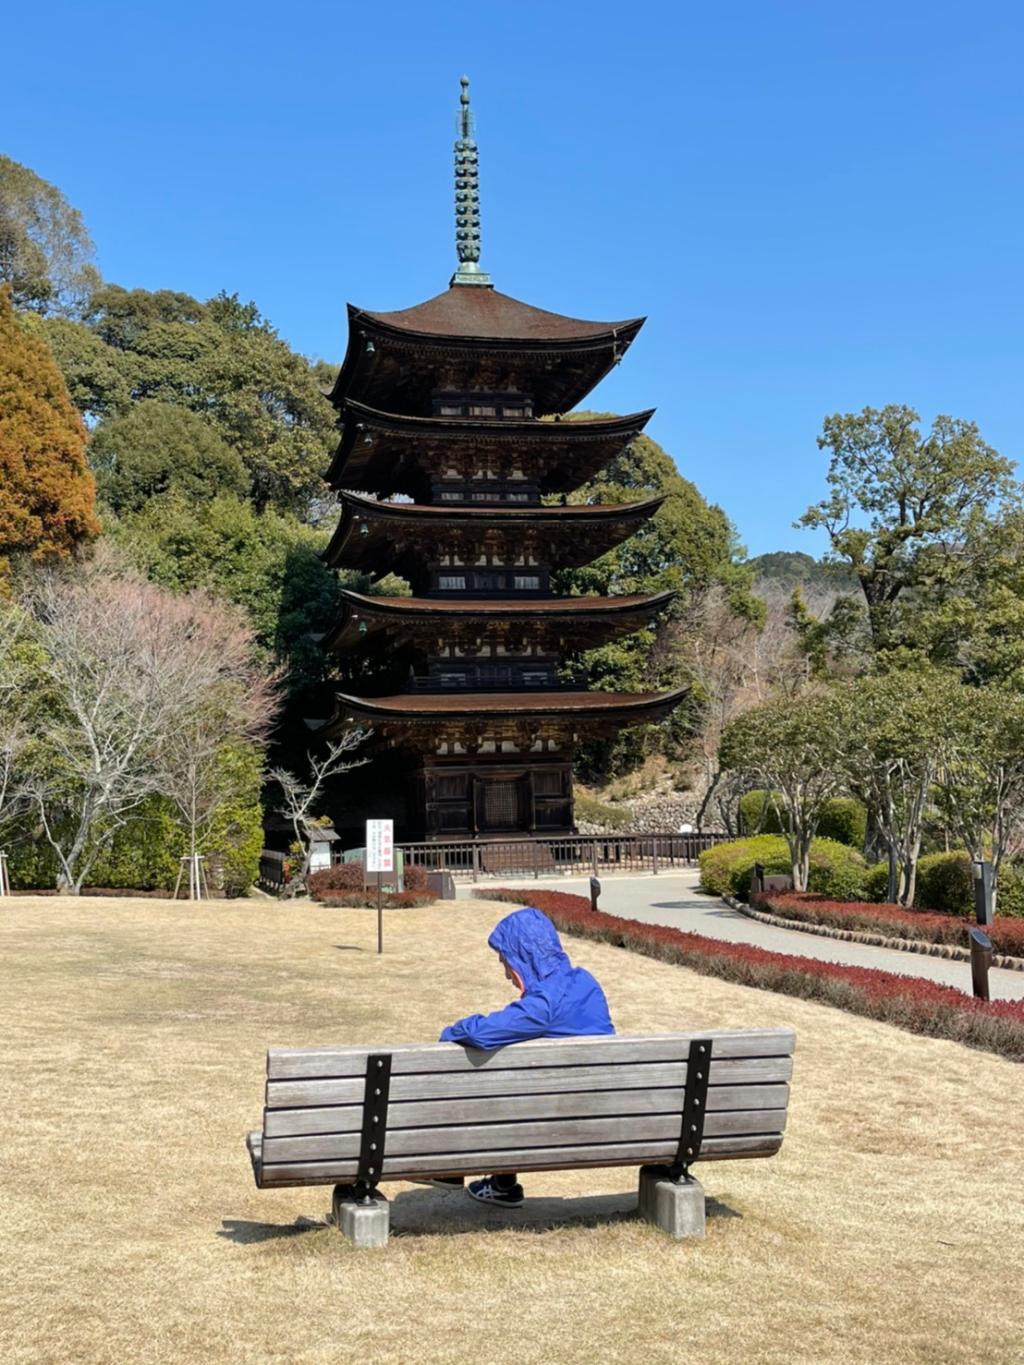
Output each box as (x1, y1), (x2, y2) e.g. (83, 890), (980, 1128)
(460, 869), (1024, 1002)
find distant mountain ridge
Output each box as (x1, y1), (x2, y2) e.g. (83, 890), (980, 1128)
(748, 550), (856, 592)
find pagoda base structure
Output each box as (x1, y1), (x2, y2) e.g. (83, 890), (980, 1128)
(320, 688), (686, 840)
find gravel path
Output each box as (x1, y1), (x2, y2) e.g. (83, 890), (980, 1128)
(461, 869), (1024, 1002)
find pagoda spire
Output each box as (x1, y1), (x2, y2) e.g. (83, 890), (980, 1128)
(451, 76), (492, 287)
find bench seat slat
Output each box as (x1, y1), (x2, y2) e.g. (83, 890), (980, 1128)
(262, 1082), (791, 1139)
(260, 1108), (786, 1165)
(265, 1055), (793, 1110)
(255, 1133), (784, 1187)
(265, 1029), (796, 1081)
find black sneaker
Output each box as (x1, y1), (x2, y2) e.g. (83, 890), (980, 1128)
(466, 1177), (524, 1207)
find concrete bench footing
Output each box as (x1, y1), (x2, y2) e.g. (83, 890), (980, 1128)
(332, 1185), (390, 1247)
(638, 1165), (705, 1239)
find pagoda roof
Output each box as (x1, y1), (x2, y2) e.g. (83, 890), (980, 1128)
(324, 588), (675, 654)
(329, 285), (645, 416)
(325, 401), (655, 496)
(318, 686), (689, 741)
(358, 287), (643, 343)
(322, 491), (666, 574)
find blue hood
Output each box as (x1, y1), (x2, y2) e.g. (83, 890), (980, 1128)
(439, 905), (614, 1050)
(488, 907), (571, 991)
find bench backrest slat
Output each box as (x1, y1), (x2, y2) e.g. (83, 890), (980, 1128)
(254, 1029), (795, 1189)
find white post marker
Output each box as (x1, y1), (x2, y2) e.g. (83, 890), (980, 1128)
(365, 819), (394, 954)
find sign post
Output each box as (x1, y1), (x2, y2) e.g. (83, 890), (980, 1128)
(365, 819), (394, 955)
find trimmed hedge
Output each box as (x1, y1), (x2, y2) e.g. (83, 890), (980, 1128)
(699, 835), (868, 901)
(756, 891), (1024, 959)
(479, 888), (1024, 1062)
(319, 892), (435, 909)
(307, 860), (429, 900)
(866, 851), (1024, 919)
(738, 791), (867, 849)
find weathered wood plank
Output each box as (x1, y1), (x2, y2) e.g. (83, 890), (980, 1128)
(260, 1109), (786, 1165)
(256, 1133), (785, 1188)
(261, 1082), (792, 1139)
(265, 1029), (796, 1080)
(265, 1056), (793, 1110)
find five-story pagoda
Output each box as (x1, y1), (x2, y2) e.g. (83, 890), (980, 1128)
(319, 79), (685, 839)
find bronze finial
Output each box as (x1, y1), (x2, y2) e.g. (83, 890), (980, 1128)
(451, 76), (492, 287)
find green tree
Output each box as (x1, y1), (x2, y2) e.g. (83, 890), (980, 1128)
(720, 690), (851, 890)
(89, 401), (248, 513)
(799, 405), (1019, 660)
(0, 287), (99, 576)
(41, 285), (337, 511)
(0, 156), (100, 316)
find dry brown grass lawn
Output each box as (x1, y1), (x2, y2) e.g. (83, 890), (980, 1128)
(1, 895), (1022, 1365)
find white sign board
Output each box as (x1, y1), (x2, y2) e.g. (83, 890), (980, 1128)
(365, 819), (394, 874)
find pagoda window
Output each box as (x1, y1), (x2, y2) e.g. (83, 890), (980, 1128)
(469, 404), (497, 417)
(439, 491), (462, 501)
(500, 741), (518, 753)
(438, 404), (462, 416)
(505, 492), (530, 502)
(479, 741), (496, 753)
(514, 574), (540, 590)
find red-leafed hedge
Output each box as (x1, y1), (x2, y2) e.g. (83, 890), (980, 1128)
(755, 892), (1024, 960)
(307, 861), (429, 900)
(319, 891), (435, 909)
(478, 888), (1024, 1062)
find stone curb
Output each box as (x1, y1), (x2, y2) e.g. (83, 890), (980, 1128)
(724, 897), (1024, 974)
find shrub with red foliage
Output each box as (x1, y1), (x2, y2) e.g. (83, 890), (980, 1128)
(755, 892), (1024, 960)
(479, 889), (1024, 1062)
(308, 860), (428, 901)
(319, 891), (435, 909)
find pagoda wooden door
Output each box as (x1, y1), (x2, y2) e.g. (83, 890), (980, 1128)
(475, 773), (528, 833)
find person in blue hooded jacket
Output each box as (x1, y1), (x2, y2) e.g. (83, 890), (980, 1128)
(437, 906), (615, 1207)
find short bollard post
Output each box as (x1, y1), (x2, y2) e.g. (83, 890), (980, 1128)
(969, 926), (993, 1001)
(0, 850), (9, 897)
(589, 875), (601, 912)
(972, 860), (994, 926)
(752, 862), (765, 896)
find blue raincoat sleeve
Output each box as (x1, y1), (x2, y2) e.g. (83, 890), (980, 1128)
(439, 994), (553, 1049)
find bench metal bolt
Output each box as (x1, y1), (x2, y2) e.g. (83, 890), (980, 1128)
(969, 926), (993, 1001)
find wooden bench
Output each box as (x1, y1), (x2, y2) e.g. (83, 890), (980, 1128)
(246, 1027), (795, 1246)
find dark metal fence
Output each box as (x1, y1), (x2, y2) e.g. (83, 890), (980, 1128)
(399, 832), (727, 880)
(258, 850), (287, 892)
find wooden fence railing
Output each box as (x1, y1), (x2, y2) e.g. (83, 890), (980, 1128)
(258, 832), (728, 892)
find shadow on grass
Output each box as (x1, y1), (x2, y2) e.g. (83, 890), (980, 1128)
(386, 1188), (741, 1240)
(218, 1216), (328, 1244)
(220, 1195), (741, 1246)
(333, 945), (366, 952)
(650, 902), (741, 917)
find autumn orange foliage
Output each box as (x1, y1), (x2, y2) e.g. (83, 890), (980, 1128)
(0, 286), (99, 575)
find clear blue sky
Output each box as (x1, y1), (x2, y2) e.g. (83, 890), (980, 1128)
(4, 0), (1022, 556)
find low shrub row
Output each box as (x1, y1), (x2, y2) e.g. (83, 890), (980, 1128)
(698, 834), (868, 900)
(755, 891), (1024, 959)
(865, 851), (1024, 919)
(318, 891), (435, 909)
(479, 888), (1024, 1062)
(307, 861), (429, 900)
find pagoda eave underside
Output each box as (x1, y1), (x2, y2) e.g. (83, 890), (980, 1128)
(320, 687), (689, 744)
(323, 590), (676, 653)
(325, 405), (655, 495)
(322, 492), (667, 572)
(329, 291), (645, 416)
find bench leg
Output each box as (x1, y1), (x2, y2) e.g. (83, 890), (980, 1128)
(638, 1165), (705, 1240)
(331, 1185), (390, 1248)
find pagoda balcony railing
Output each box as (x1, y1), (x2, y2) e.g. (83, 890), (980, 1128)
(397, 831), (728, 879)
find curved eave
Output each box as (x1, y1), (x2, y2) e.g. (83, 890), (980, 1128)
(329, 299), (644, 406)
(322, 589), (676, 653)
(329, 304), (645, 416)
(317, 686), (689, 737)
(324, 403), (655, 490)
(321, 491), (667, 570)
